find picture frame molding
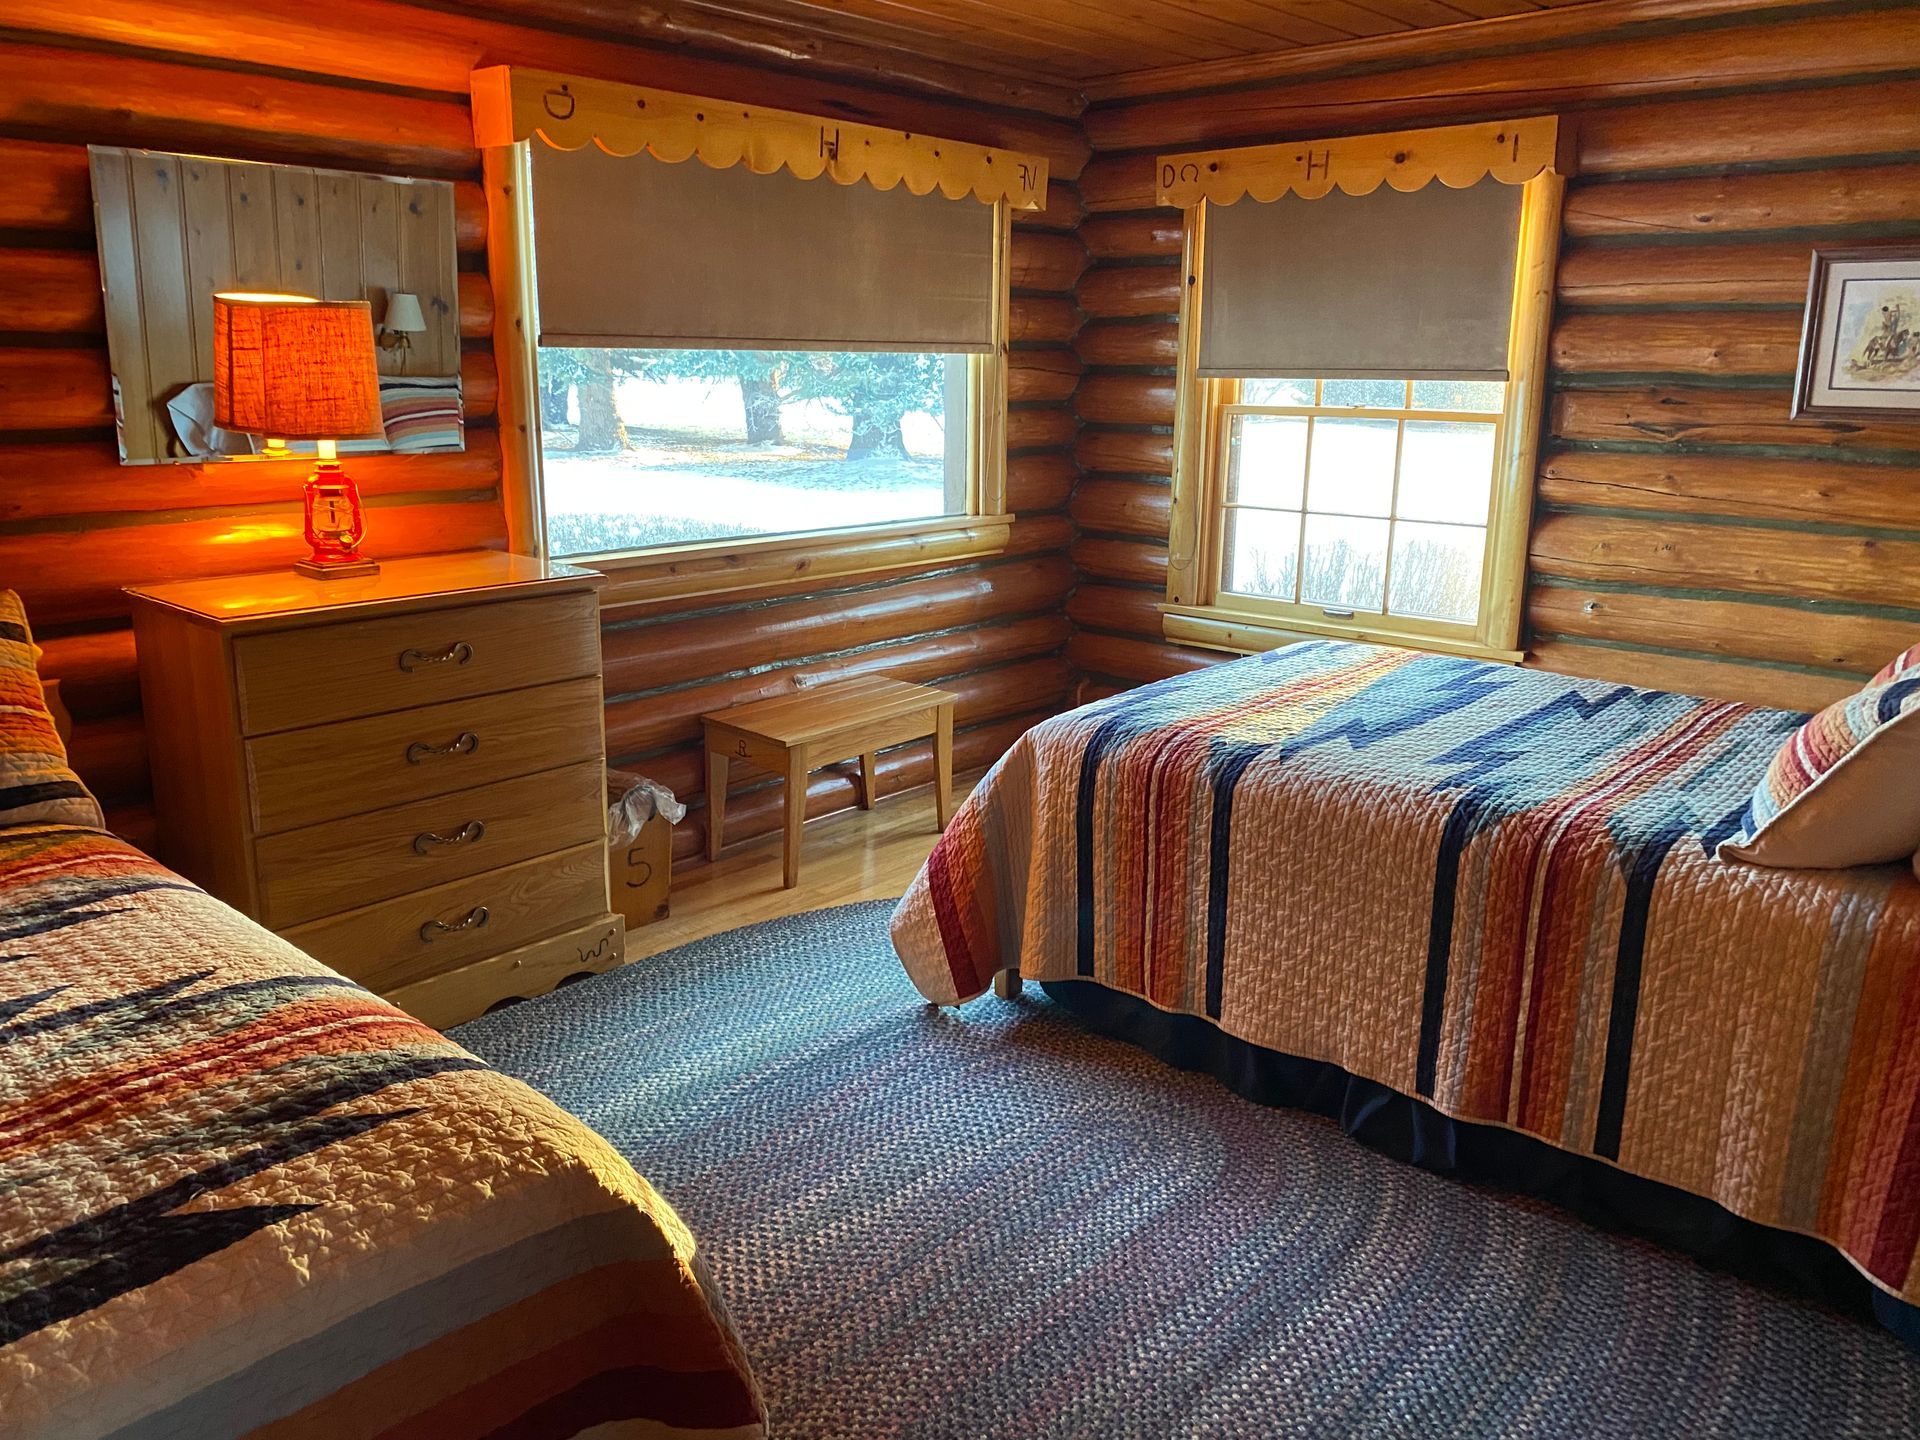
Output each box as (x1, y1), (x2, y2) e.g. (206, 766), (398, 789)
(1791, 242), (1920, 421)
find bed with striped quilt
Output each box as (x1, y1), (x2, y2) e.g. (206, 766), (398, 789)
(891, 640), (1920, 1316)
(0, 823), (764, 1440)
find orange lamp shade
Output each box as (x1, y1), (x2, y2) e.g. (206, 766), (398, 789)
(211, 293), (385, 440)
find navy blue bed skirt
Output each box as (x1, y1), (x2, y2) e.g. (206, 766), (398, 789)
(1040, 978), (1920, 1352)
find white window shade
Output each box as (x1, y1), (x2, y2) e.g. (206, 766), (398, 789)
(531, 143), (997, 352)
(1199, 177), (1523, 380)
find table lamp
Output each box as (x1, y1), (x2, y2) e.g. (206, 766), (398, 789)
(212, 292), (386, 579)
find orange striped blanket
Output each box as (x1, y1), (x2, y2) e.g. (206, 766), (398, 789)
(892, 642), (1920, 1311)
(0, 824), (763, 1440)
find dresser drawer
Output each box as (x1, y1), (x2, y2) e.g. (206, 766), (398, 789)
(246, 676), (605, 835)
(282, 841), (608, 992)
(232, 591), (601, 735)
(254, 759), (606, 928)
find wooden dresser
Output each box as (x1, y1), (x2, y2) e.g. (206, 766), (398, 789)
(127, 551), (624, 1028)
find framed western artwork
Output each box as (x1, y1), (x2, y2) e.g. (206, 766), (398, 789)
(1792, 244), (1920, 420)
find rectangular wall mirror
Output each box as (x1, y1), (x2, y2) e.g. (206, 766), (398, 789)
(88, 147), (465, 465)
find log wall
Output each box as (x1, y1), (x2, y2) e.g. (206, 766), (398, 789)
(0, 1), (1087, 862)
(1066, 1), (1920, 710)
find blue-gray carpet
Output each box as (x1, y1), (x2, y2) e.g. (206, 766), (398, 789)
(453, 901), (1920, 1440)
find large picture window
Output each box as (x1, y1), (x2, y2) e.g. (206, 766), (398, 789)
(1159, 119), (1564, 662)
(539, 347), (970, 559)
(471, 67), (1046, 603)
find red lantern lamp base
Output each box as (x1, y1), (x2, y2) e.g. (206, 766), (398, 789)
(298, 460), (380, 580)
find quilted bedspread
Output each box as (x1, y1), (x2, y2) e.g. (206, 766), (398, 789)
(892, 641), (1920, 1309)
(0, 824), (764, 1440)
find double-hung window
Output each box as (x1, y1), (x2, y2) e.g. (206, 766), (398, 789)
(1160, 119), (1564, 661)
(472, 68), (1045, 603)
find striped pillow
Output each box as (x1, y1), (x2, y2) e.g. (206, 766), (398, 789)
(380, 377), (464, 453)
(0, 592), (104, 830)
(1870, 643), (1920, 686)
(1719, 662), (1920, 869)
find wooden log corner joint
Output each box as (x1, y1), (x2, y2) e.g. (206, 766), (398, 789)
(702, 676), (957, 889)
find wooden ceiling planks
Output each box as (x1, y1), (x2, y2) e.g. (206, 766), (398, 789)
(443, 0), (1592, 107)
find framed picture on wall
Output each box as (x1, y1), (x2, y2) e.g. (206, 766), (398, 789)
(1793, 244), (1920, 420)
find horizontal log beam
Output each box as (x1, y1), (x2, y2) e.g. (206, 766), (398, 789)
(1066, 631), (1217, 684)
(0, 39), (478, 177)
(65, 711), (147, 804)
(1006, 348), (1084, 404)
(1009, 296), (1081, 345)
(1078, 154), (1158, 214)
(0, 430), (503, 523)
(1563, 164), (1920, 240)
(1076, 427), (1174, 476)
(1076, 265), (1181, 319)
(1070, 477), (1173, 538)
(1075, 373), (1177, 426)
(1007, 406), (1077, 451)
(1066, 583), (1164, 639)
(1555, 241), (1813, 308)
(602, 554), (1073, 696)
(1571, 75), (1920, 176)
(1550, 385), (1920, 455)
(1083, 10), (1920, 154)
(1071, 535), (1168, 585)
(1527, 584), (1913, 677)
(1013, 182), (1088, 234)
(33, 628), (141, 720)
(1529, 509), (1920, 607)
(1525, 639), (1854, 712)
(1006, 453), (1076, 512)
(0, 144), (488, 247)
(598, 513), (1074, 623)
(1074, 319), (1178, 369)
(1536, 449), (1920, 531)
(605, 613), (1069, 757)
(1009, 231), (1089, 293)
(12, 0), (1085, 155)
(1084, 0), (1860, 106)
(1080, 213), (1184, 262)
(1549, 310), (1800, 377)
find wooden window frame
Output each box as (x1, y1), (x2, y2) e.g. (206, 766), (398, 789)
(484, 140), (1012, 608)
(1162, 148), (1564, 665)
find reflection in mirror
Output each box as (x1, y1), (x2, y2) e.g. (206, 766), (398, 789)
(87, 147), (464, 465)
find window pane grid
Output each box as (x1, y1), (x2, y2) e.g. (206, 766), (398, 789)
(1216, 376), (1501, 627)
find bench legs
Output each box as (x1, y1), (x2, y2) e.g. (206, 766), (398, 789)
(992, 969), (1023, 1000)
(859, 750), (879, 810)
(934, 701), (954, 830)
(783, 745), (811, 890)
(705, 749), (728, 863)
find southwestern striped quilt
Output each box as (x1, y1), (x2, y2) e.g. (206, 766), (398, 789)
(0, 824), (764, 1440)
(892, 641), (1920, 1311)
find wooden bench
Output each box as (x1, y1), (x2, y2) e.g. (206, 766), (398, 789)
(702, 677), (956, 888)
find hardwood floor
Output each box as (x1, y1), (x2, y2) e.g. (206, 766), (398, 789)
(625, 771), (981, 962)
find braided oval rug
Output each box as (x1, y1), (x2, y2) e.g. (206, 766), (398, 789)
(453, 900), (1920, 1440)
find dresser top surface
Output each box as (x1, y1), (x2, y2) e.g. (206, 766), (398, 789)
(126, 551), (603, 629)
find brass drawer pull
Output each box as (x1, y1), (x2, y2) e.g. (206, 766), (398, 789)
(405, 731), (479, 765)
(398, 641), (473, 673)
(413, 820), (486, 855)
(420, 905), (489, 941)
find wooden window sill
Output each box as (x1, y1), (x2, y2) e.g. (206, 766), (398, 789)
(1163, 604), (1525, 666)
(585, 514), (1015, 610)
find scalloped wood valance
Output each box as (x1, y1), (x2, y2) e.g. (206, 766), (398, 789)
(471, 65), (1048, 209)
(1156, 116), (1560, 209)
